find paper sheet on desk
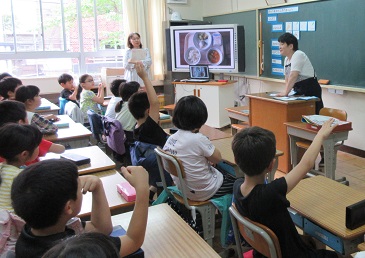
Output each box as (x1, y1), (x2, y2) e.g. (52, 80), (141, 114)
(270, 89), (296, 97)
(274, 96), (317, 101)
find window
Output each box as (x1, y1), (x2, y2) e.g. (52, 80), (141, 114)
(0, 0), (124, 77)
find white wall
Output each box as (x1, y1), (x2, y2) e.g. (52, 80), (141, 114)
(166, 1), (204, 21)
(21, 77), (61, 94)
(202, 0), (320, 17)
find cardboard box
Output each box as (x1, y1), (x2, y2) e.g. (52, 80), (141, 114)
(101, 67), (125, 76)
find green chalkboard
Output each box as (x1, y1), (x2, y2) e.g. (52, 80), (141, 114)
(203, 10), (257, 76)
(260, 0), (365, 88)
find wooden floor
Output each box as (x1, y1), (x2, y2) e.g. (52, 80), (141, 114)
(275, 151), (365, 193)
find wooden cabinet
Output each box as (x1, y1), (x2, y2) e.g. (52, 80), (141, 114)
(246, 93), (316, 173)
(174, 81), (235, 128)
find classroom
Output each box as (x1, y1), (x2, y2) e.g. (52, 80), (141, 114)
(1, 0), (365, 257)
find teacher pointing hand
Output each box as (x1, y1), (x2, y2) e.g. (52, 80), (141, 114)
(277, 33), (323, 114)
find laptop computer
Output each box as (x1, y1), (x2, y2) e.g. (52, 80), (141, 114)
(182, 65), (210, 83)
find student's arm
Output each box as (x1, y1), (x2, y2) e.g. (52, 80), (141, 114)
(277, 71), (299, 97)
(82, 175), (113, 235)
(206, 148), (222, 165)
(91, 83), (105, 104)
(135, 62), (160, 123)
(32, 113), (58, 134)
(119, 166), (149, 257)
(48, 143), (65, 153)
(68, 87), (79, 101)
(285, 119), (336, 193)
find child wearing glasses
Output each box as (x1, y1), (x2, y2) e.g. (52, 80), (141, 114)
(79, 74), (105, 117)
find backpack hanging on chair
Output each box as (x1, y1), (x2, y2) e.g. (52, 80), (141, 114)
(102, 116), (126, 156)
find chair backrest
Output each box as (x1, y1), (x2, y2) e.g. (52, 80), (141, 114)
(58, 97), (68, 115)
(154, 147), (191, 209)
(102, 116), (126, 155)
(229, 205), (282, 258)
(319, 107), (347, 121)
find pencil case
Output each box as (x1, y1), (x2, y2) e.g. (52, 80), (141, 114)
(117, 182), (136, 202)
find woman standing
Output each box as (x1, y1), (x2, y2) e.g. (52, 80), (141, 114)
(123, 32), (152, 86)
(278, 33), (323, 114)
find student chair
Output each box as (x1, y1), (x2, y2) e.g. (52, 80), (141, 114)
(229, 205), (282, 258)
(87, 109), (106, 146)
(154, 147), (216, 246)
(58, 97), (68, 115)
(296, 107), (347, 172)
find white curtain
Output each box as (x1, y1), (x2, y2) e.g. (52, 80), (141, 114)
(122, 0), (166, 80)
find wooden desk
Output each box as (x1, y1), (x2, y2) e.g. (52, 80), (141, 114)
(225, 106), (250, 124)
(174, 81), (236, 128)
(111, 203), (220, 258)
(56, 114), (76, 124)
(212, 137), (283, 181)
(35, 98), (60, 115)
(40, 146), (115, 175)
(246, 92), (316, 173)
(44, 123), (92, 148)
(163, 104), (175, 115)
(159, 112), (173, 129)
(285, 121), (351, 180)
(287, 176), (365, 255)
(164, 124), (231, 141)
(358, 243), (365, 251)
(79, 169), (134, 218)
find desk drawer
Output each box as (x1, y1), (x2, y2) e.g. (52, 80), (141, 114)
(303, 218), (344, 254)
(288, 208), (304, 228)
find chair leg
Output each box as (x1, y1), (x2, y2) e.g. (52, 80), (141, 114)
(196, 205), (216, 246)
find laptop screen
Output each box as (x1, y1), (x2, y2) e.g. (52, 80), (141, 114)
(189, 65), (210, 79)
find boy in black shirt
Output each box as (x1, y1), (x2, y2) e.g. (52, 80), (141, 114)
(232, 120), (341, 258)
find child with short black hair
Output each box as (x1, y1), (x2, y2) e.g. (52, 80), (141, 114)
(0, 72), (12, 81)
(231, 121), (341, 258)
(0, 123), (42, 212)
(163, 95), (235, 201)
(104, 79), (126, 119)
(58, 73), (80, 106)
(115, 81), (140, 143)
(128, 63), (168, 147)
(0, 100), (65, 165)
(12, 159), (149, 258)
(42, 232), (120, 258)
(15, 85), (58, 134)
(0, 77), (22, 100)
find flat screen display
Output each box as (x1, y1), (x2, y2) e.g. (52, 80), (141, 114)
(170, 24), (245, 73)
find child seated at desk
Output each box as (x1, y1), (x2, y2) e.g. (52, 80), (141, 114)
(163, 95), (236, 201)
(0, 100), (65, 166)
(232, 121), (342, 258)
(11, 159), (149, 257)
(0, 123), (42, 212)
(128, 62), (170, 200)
(0, 77), (22, 100)
(79, 74), (104, 117)
(42, 232), (120, 258)
(58, 73), (80, 107)
(115, 81), (140, 144)
(15, 85), (58, 134)
(104, 78), (126, 119)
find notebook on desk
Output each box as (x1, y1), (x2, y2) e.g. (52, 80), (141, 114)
(181, 65), (210, 83)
